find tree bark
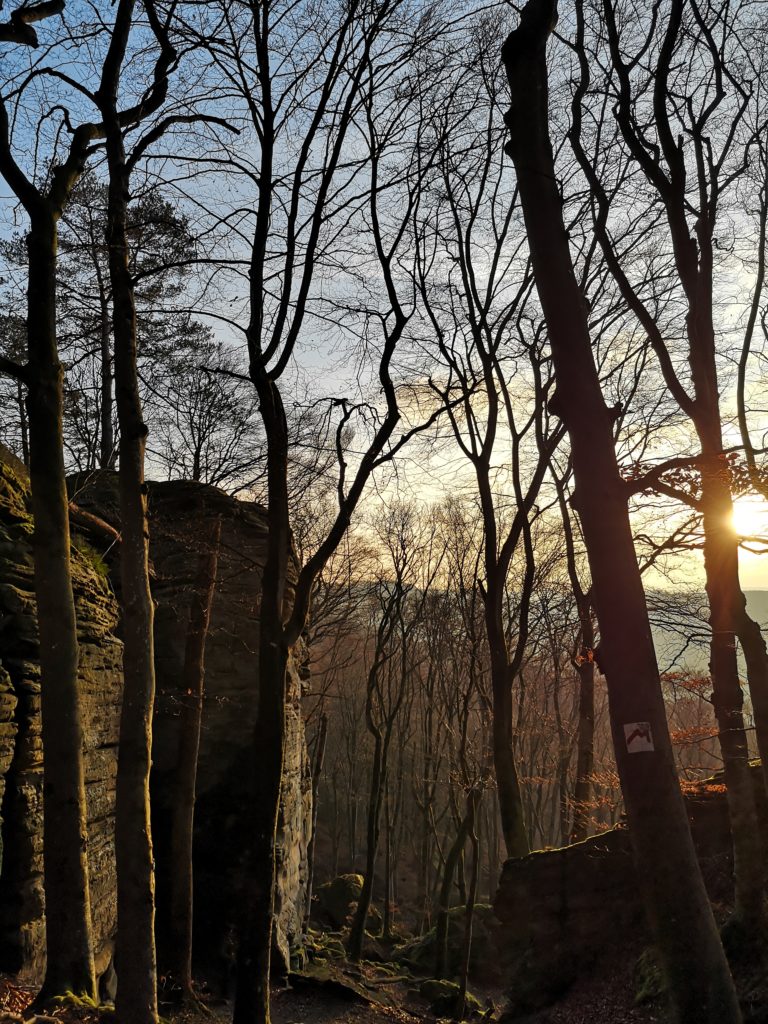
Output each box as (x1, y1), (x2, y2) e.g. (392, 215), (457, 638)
(456, 790), (480, 1022)
(303, 711), (328, 933)
(98, 285), (114, 469)
(233, 631), (288, 1024)
(27, 212), (97, 1002)
(570, 610), (595, 844)
(233, 376), (290, 1024)
(434, 802), (474, 981)
(100, 8), (160, 1014)
(169, 515), (221, 997)
(382, 778), (393, 940)
(699, 459), (766, 934)
(487, 630), (530, 859)
(347, 731), (385, 962)
(502, 5), (741, 1021)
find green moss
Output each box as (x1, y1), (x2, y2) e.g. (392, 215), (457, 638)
(633, 947), (666, 1005)
(419, 978), (482, 1017)
(72, 536), (110, 579)
(395, 904), (497, 979)
(0, 462), (33, 533)
(49, 990), (100, 1009)
(304, 929), (347, 964)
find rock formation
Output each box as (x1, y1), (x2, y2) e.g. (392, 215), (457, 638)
(0, 448), (122, 980)
(72, 473), (312, 978)
(0, 452), (311, 985)
(494, 768), (766, 1016)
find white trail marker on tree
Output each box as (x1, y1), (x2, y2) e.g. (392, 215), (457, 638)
(624, 722), (654, 753)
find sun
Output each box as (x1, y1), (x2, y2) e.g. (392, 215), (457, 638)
(731, 496), (768, 543)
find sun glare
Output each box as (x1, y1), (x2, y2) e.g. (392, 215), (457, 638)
(731, 497), (768, 543)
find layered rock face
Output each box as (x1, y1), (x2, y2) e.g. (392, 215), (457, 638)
(73, 474), (312, 977)
(0, 448), (122, 979)
(494, 769), (766, 1016)
(0, 455), (311, 984)
(146, 480), (311, 975)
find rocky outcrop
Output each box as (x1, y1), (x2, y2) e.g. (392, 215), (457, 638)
(147, 479), (311, 976)
(0, 454), (311, 985)
(73, 474), (312, 977)
(494, 768), (766, 1016)
(0, 448), (122, 980)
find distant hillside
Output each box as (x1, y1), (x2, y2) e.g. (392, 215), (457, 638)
(745, 590), (768, 626)
(650, 590), (768, 673)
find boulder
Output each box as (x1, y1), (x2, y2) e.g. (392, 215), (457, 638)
(493, 766), (768, 1016)
(71, 473), (313, 977)
(314, 873), (383, 935)
(316, 874), (364, 928)
(419, 978), (482, 1017)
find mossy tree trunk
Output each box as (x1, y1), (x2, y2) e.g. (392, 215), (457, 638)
(0, 20), (99, 993)
(501, 4), (742, 1020)
(97, 3), (176, 1017)
(27, 210), (97, 1003)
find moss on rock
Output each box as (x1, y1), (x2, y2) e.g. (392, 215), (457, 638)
(419, 978), (482, 1017)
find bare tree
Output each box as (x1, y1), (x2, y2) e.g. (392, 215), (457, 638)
(0, 2), (105, 999)
(172, 3), (453, 1018)
(412, 20), (565, 855)
(569, 0), (768, 941)
(169, 515), (221, 1001)
(348, 504), (443, 962)
(502, 2), (741, 1019)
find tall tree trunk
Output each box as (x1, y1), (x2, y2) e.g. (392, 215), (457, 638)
(27, 213), (97, 1001)
(348, 732), (385, 962)
(102, 19), (160, 1015)
(98, 287), (114, 469)
(16, 378), (29, 466)
(233, 375), (290, 1024)
(698, 459), (766, 937)
(169, 516), (221, 997)
(434, 804), (473, 981)
(456, 790), (480, 1022)
(303, 711), (328, 933)
(233, 632), (288, 1024)
(487, 638), (529, 858)
(383, 778), (393, 941)
(551, 655), (570, 845)
(736, 611), (768, 770)
(570, 610), (595, 843)
(502, 5), (741, 1021)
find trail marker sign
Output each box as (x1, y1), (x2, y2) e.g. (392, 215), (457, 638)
(624, 722), (654, 753)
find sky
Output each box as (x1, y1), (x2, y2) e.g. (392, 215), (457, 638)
(732, 496), (768, 589)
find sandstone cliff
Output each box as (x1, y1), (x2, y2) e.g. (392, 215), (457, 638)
(72, 473), (312, 978)
(0, 454), (311, 984)
(0, 448), (122, 980)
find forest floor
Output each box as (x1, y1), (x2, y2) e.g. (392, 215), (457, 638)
(0, 952), (671, 1024)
